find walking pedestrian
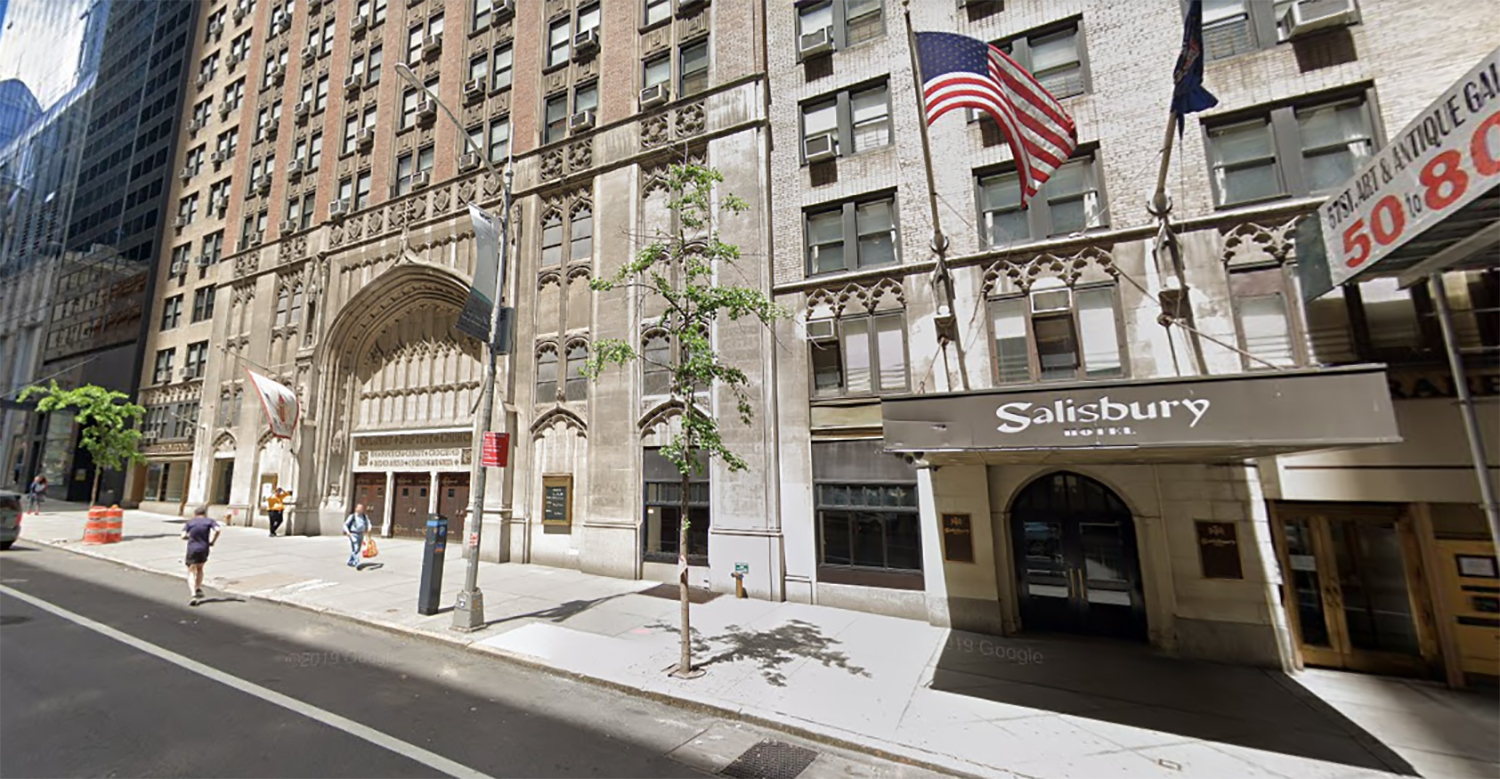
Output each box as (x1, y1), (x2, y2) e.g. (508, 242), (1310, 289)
(265, 487), (291, 537)
(25, 475), (47, 515)
(343, 503), (372, 568)
(181, 506), (221, 606)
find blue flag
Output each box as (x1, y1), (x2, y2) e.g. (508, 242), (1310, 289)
(1171, 0), (1218, 135)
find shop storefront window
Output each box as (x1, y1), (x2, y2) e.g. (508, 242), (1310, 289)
(164, 463), (188, 502)
(143, 463), (165, 501)
(811, 440), (922, 585)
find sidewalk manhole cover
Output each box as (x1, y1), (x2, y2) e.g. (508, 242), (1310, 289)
(718, 740), (818, 779)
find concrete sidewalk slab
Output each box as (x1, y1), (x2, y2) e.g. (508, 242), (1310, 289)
(11, 504), (1498, 779)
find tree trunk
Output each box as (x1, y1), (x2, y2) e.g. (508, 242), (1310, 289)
(90, 467), (101, 506)
(677, 463), (692, 676)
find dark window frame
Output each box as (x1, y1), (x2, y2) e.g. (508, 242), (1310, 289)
(808, 310), (911, 399)
(798, 78), (892, 164)
(974, 148), (1110, 246)
(802, 192), (901, 276)
(985, 282), (1129, 385)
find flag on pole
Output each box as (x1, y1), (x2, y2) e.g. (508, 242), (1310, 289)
(1171, 0), (1219, 135)
(914, 31), (1078, 205)
(246, 369), (299, 440)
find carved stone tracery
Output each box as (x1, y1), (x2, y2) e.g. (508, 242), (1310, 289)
(979, 245), (1118, 296)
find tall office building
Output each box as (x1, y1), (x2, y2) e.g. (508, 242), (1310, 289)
(0, 79), (40, 151)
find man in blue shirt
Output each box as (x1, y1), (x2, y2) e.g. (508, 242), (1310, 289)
(343, 503), (372, 568)
(181, 506), (221, 606)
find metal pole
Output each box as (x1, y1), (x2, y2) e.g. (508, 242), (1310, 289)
(393, 64), (510, 631)
(1429, 272), (1500, 549)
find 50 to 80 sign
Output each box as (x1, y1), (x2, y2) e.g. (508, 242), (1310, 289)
(1321, 48), (1500, 286)
(1342, 109), (1500, 271)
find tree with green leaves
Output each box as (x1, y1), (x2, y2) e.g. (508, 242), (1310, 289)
(586, 163), (783, 678)
(19, 381), (147, 506)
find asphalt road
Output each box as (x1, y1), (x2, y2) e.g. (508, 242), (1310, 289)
(0, 544), (945, 779)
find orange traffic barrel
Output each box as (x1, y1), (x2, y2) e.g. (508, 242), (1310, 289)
(83, 506), (109, 544)
(103, 505), (124, 543)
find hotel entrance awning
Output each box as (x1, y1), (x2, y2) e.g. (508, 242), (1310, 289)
(880, 365), (1400, 464)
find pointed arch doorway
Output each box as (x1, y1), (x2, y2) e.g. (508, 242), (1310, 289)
(1011, 471), (1148, 641)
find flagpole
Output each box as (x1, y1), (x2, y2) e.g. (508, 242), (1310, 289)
(902, 1), (970, 391)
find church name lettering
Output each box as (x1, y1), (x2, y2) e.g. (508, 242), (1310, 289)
(357, 448), (471, 469)
(355, 432), (471, 449)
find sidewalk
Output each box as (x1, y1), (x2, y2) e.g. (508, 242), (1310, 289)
(13, 505), (1498, 779)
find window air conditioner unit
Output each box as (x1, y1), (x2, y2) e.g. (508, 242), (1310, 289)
(464, 78), (484, 100)
(805, 319), (836, 342)
(676, 0), (708, 15)
(329, 199), (349, 217)
(494, 0), (515, 21)
(218, 102), (231, 119)
(255, 175), (272, 194)
(271, 64), (285, 84)
(803, 131), (837, 162)
(189, 118), (204, 133)
(209, 20), (224, 37)
(286, 160), (304, 179)
(294, 101), (309, 119)
(232, 5), (247, 22)
(174, 216), (189, 228)
(1282, 0), (1360, 39)
(416, 99), (436, 119)
(799, 27), (834, 58)
(423, 33), (443, 56)
(170, 259), (187, 276)
(211, 149), (227, 164)
(1031, 288), (1072, 314)
(197, 254), (215, 268)
(214, 195), (230, 214)
(247, 231), (263, 247)
(351, 14), (368, 33)
(412, 171), (431, 189)
(357, 127), (376, 148)
(308, 0), (321, 9)
(196, 73), (210, 88)
(460, 152), (480, 171)
(265, 122), (279, 140)
(179, 166), (194, 180)
(572, 29), (599, 57)
(302, 45), (316, 63)
(639, 83), (670, 109)
(227, 53), (242, 68)
(279, 218), (296, 233)
(569, 110), (595, 132)
(343, 73), (362, 92)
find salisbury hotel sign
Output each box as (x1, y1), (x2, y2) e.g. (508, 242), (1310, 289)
(881, 366), (1401, 457)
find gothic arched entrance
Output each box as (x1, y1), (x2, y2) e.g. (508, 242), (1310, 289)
(1011, 471), (1147, 640)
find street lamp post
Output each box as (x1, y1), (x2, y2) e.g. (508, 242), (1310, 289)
(394, 63), (512, 631)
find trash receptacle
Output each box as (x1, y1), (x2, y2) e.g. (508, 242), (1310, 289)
(417, 514), (447, 615)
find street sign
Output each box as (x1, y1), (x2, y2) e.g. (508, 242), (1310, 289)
(1312, 46), (1500, 293)
(481, 431), (510, 467)
(734, 562), (749, 575)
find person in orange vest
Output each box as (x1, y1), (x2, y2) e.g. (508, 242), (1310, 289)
(265, 487), (291, 537)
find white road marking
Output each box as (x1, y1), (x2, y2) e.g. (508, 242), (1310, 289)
(0, 584), (494, 779)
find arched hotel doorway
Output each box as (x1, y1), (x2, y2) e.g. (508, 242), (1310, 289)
(1011, 471), (1147, 640)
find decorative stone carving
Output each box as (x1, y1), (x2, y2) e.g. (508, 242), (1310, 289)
(235, 252), (260, 278)
(491, 90), (510, 115)
(544, 70), (568, 96)
(463, 103), (485, 126)
(433, 186), (452, 214)
(458, 179), (477, 203)
(574, 58), (597, 81)
(409, 193), (427, 221)
(388, 202), (407, 231)
(805, 278), (907, 318)
(541, 148), (565, 179)
(979, 245), (1118, 296)
(642, 113), (670, 147)
(545, 0), (569, 21)
(676, 101), (706, 137)
(346, 216), (364, 241)
(681, 10), (710, 38)
(482, 171), (501, 197)
(1221, 218), (1298, 267)
(642, 26), (671, 56)
(567, 140), (592, 172)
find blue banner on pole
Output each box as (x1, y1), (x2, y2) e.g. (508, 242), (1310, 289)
(1172, 0), (1219, 135)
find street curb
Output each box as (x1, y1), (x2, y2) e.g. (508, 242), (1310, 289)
(22, 536), (1015, 779)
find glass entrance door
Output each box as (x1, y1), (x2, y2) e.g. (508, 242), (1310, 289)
(1012, 472), (1147, 640)
(1275, 504), (1430, 675)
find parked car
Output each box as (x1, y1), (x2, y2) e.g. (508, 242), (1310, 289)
(0, 490), (20, 549)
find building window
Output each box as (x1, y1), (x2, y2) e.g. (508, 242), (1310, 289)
(565, 342), (589, 401)
(1001, 20), (1088, 100)
(1206, 94), (1375, 207)
(804, 195), (897, 275)
(644, 0), (669, 27)
(798, 0), (884, 52)
(643, 448), (710, 566)
(225, 79), (245, 110)
(161, 296), (184, 330)
(343, 114), (359, 154)
(1203, 0), (1296, 61)
(179, 194), (199, 225)
(643, 54), (670, 91)
(978, 153), (1107, 246)
(535, 345), (558, 402)
(170, 245), (192, 278)
(396, 152), (415, 195)
(547, 18), (570, 67)
(185, 342), (210, 380)
(407, 24), (424, 63)
(299, 192), (316, 229)
(817, 483), (920, 571)
(473, 0), (493, 31)
(373, 0), (387, 25)
(487, 118), (509, 163)
(468, 55), (489, 85)
(489, 44), (512, 91)
(205, 231), (224, 263)
(989, 283), (1125, 384)
(544, 93), (568, 144)
(401, 88), (419, 129)
(192, 287), (217, 323)
(574, 81), (598, 117)
(320, 18), (335, 55)
(808, 312), (908, 398)
(355, 171), (371, 209)
(154, 349), (176, 385)
(1229, 266), (1302, 368)
(799, 81), (890, 162)
(368, 46), (383, 85)
(577, 4), (600, 38)
(314, 75), (329, 113)
(307, 132), (322, 170)
(679, 40), (708, 97)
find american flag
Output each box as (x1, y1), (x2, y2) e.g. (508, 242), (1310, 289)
(914, 31), (1078, 205)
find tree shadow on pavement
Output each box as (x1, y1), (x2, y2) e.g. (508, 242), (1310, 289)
(646, 618), (869, 686)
